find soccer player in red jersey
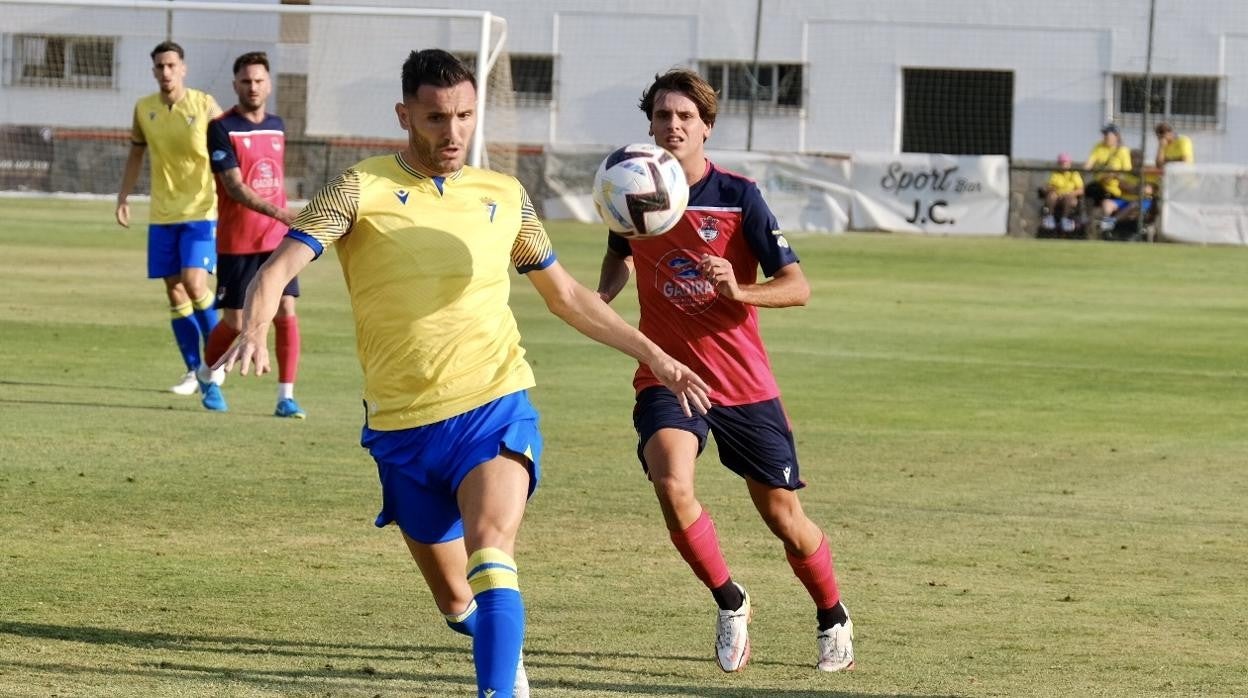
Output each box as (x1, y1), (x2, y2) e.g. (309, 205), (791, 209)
(596, 68), (855, 673)
(202, 51), (302, 417)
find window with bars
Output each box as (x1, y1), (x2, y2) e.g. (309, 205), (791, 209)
(453, 52), (553, 106)
(1113, 74), (1221, 130)
(7, 34), (116, 88)
(699, 61), (803, 112)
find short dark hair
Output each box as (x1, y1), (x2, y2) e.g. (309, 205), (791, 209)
(639, 68), (718, 127)
(150, 41), (184, 60)
(1154, 122), (1174, 136)
(233, 51), (269, 76)
(401, 49), (475, 99)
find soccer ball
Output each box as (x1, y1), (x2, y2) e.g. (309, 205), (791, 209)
(591, 143), (689, 238)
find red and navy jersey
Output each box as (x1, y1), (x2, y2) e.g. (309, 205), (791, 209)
(207, 108), (287, 254)
(608, 159), (800, 406)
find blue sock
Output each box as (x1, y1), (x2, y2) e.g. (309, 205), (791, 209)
(467, 548), (525, 698)
(169, 302), (202, 371)
(191, 292), (219, 339)
(444, 599), (479, 637)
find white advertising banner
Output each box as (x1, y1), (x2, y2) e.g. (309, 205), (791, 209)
(541, 148), (852, 233)
(1161, 163), (1248, 245)
(850, 153), (1009, 235)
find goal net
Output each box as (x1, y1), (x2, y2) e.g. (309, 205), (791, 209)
(0, 0), (517, 199)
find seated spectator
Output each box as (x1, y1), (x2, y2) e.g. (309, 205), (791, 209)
(1154, 122), (1194, 167)
(1102, 148), (1156, 240)
(1083, 123), (1132, 230)
(1040, 152), (1084, 237)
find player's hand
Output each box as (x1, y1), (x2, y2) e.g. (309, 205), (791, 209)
(649, 356), (712, 416)
(699, 254), (742, 301)
(213, 330), (271, 377)
(115, 201), (130, 228)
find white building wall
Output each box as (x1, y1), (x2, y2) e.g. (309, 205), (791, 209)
(2, 0), (1246, 161)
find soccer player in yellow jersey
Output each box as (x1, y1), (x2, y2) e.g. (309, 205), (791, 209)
(215, 49), (711, 698)
(1041, 153), (1084, 236)
(115, 41), (226, 408)
(1154, 122), (1194, 167)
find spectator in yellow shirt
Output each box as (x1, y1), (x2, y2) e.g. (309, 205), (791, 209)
(1084, 123), (1132, 228)
(1154, 122), (1194, 167)
(1041, 152), (1084, 236)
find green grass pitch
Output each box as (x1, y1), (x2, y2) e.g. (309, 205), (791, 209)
(1, 197), (1247, 697)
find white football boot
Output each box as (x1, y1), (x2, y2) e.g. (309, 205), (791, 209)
(816, 617), (855, 672)
(715, 583), (751, 672)
(169, 370), (198, 395)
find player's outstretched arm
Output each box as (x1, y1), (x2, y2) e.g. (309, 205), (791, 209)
(527, 260), (711, 416)
(214, 237), (314, 376)
(595, 249), (633, 303)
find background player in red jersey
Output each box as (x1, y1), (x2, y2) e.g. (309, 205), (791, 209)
(596, 68), (855, 674)
(202, 51), (303, 417)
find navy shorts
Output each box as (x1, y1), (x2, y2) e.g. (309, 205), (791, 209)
(148, 220), (217, 278)
(362, 390), (543, 545)
(632, 386), (804, 490)
(216, 252), (300, 309)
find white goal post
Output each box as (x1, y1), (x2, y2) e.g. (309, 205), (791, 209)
(0, 0), (514, 196)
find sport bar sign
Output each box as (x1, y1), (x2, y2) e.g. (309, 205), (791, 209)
(850, 153), (1009, 235)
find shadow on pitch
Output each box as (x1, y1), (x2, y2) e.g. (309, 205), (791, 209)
(0, 397), (206, 414)
(0, 622), (946, 697)
(0, 379), (170, 394)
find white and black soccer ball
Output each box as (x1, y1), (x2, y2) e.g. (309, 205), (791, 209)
(591, 143), (689, 238)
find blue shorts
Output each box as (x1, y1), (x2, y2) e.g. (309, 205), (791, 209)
(148, 220), (218, 279)
(632, 386), (805, 490)
(363, 390), (543, 545)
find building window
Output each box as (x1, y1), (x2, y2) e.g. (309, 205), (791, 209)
(700, 61), (803, 112)
(509, 55), (553, 105)
(7, 34), (116, 88)
(454, 52), (553, 106)
(1114, 74), (1220, 130)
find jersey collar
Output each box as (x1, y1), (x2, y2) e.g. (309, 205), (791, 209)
(394, 153), (466, 183)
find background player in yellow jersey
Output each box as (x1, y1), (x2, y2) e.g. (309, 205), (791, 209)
(215, 49), (710, 698)
(115, 41), (226, 408)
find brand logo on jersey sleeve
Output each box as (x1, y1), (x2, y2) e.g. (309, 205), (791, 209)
(395, 190), (410, 205)
(211, 149), (227, 162)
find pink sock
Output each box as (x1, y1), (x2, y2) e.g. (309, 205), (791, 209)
(670, 509), (732, 589)
(786, 534), (841, 610)
(274, 315), (300, 384)
(204, 322), (240, 367)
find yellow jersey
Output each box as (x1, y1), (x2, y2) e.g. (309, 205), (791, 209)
(289, 154), (555, 430)
(1047, 170), (1084, 196)
(131, 89), (218, 224)
(1086, 143), (1132, 197)
(1161, 135), (1194, 164)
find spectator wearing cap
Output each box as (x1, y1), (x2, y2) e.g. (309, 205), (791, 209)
(1083, 123), (1132, 229)
(1041, 153), (1084, 236)
(1154, 122), (1194, 167)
